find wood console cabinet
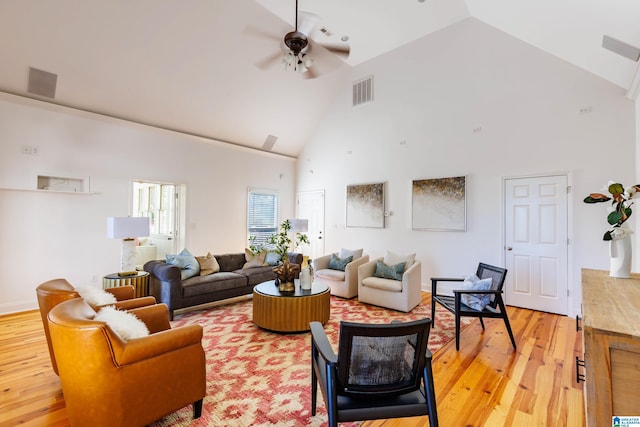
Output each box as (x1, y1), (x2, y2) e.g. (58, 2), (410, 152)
(581, 269), (640, 426)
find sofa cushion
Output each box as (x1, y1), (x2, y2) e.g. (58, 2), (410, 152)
(196, 252), (220, 276)
(329, 254), (353, 271)
(373, 260), (406, 281)
(316, 269), (346, 281)
(234, 266), (277, 286)
(215, 253), (247, 272)
(182, 272), (248, 298)
(361, 276), (403, 292)
(166, 248), (200, 280)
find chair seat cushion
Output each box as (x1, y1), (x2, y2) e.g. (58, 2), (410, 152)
(433, 294), (500, 314)
(362, 276), (403, 292)
(316, 268), (346, 281)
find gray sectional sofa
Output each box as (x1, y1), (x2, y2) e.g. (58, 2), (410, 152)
(144, 252), (302, 319)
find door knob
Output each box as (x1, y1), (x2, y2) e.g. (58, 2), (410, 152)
(506, 247), (513, 251)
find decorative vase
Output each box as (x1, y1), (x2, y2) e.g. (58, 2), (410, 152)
(609, 230), (632, 278)
(278, 280), (295, 293)
(300, 266), (311, 290)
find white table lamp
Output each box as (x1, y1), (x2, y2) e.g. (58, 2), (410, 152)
(107, 217), (150, 276)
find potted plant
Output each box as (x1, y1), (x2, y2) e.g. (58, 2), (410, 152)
(267, 220), (309, 291)
(584, 181), (639, 277)
(584, 181), (639, 241)
(267, 219), (310, 259)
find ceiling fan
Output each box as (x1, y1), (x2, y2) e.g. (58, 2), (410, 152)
(246, 0), (350, 79)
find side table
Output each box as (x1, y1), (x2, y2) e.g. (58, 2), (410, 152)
(103, 271), (150, 298)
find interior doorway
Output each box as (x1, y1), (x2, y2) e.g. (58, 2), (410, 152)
(296, 190), (325, 260)
(131, 180), (186, 267)
(503, 175), (569, 315)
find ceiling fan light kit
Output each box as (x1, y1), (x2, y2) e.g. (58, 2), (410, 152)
(252, 0), (350, 78)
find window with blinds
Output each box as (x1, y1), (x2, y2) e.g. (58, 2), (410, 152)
(247, 188), (279, 247)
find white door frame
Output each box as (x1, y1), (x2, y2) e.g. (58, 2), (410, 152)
(501, 172), (574, 315)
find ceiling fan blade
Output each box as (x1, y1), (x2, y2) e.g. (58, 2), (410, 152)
(243, 25), (282, 43)
(255, 51), (283, 70)
(320, 43), (350, 59)
(302, 66), (318, 80)
(298, 11), (320, 36)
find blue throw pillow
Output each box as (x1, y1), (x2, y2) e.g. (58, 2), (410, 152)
(166, 248), (200, 280)
(373, 260), (406, 280)
(265, 251), (282, 266)
(328, 253), (353, 271)
(460, 277), (493, 311)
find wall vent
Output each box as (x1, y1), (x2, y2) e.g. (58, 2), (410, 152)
(352, 76), (373, 107)
(28, 67), (57, 98)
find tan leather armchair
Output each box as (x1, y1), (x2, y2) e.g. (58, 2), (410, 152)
(36, 278), (156, 374)
(48, 298), (206, 427)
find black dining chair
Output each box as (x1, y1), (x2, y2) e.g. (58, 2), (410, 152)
(310, 318), (438, 427)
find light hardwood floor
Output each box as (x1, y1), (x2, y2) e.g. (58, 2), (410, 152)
(0, 294), (584, 427)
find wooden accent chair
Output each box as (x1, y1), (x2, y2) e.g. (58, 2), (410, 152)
(48, 298), (206, 427)
(430, 263), (516, 351)
(310, 318), (438, 427)
(36, 278), (156, 374)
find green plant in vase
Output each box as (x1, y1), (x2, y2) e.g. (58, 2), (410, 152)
(584, 181), (640, 240)
(267, 219), (310, 259)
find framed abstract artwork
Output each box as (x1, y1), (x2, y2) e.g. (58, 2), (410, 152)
(346, 182), (385, 228)
(412, 176), (466, 231)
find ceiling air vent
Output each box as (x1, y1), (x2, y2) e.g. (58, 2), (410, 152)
(262, 134), (278, 151)
(352, 76), (373, 107)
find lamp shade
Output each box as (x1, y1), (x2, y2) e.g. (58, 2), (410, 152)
(289, 219), (308, 233)
(106, 217), (150, 239)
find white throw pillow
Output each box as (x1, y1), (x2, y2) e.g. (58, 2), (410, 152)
(339, 248), (363, 260)
(384, 251), (416, 272)
(93, 306), (150, 341)
(75, 286), (117, 307)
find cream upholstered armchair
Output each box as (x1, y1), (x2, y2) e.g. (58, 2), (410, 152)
(36, 278), (156, 375)
(313, 248), (369, 299)
(48, 298), (206, 427)
(358, 251), (422, 312)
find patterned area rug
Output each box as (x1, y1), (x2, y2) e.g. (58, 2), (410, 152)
(151, 296), (470, 427)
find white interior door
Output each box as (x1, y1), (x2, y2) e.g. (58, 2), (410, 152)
(504, 175), (568, 315)
(296, 190), (325, 260)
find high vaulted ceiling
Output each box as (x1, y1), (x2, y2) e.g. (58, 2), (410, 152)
(1, 0), (639, 157)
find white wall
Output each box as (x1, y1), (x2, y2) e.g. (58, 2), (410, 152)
(0, 93), (296, 314)
(297, 18), (636, 317)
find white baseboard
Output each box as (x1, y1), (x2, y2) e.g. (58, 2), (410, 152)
(0, 300), (37, 316)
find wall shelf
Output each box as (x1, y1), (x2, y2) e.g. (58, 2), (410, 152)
(0, 175), (97, 194)
(0, 187), (98, 195)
